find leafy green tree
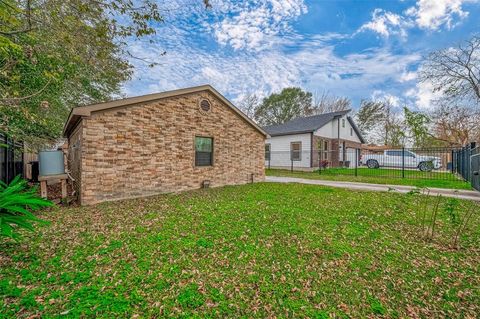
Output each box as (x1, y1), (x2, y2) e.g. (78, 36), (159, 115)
(0, 0), (209, 147)
(254, 87), (314, 126)
(403, 107), (436, 147)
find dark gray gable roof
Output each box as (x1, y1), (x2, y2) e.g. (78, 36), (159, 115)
(263, 110), (350, 136)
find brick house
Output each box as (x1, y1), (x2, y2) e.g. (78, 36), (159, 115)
(263, 110), (365, 170)
(63, 85), (267, 205)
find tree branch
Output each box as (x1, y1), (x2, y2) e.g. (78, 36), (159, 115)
(1, 79), (52, 103)
(0, 27), (35, 35)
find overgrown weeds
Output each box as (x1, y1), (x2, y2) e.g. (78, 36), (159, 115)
(411, 189), (478, 249)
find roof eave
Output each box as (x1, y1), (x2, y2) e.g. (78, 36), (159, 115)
(264, 109), (352, 137)
(268, 130), (315, 137)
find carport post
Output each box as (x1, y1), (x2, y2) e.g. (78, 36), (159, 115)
(402, 147), (405, 178)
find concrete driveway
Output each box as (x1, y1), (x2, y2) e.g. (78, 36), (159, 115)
(266, 176), (480, 202)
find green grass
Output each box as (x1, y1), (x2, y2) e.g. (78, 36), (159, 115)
(267, 168), (472, 190)
(1, 183), (479, 318)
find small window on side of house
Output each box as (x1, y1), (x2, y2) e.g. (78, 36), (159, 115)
(350, 128), (353, 136)
(291, 142), (302, 161)
(195, 136), (213, 166)
(265, 143), (271, 160)
(323, 141), (329, 159)
(342, 119), (346, 128)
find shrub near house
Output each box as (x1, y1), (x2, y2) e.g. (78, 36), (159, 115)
(0, 176), (52, 240)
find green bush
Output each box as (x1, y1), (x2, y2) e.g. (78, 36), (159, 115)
(0, 175), (52, 240)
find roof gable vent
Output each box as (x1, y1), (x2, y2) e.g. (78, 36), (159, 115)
(199, 99), (211, 113)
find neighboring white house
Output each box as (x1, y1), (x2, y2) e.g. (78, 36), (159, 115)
(263, 110), (365, 170)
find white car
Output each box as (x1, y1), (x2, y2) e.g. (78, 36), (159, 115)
(361, 150), (442, 172)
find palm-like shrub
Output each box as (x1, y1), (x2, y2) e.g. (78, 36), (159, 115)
(0, 176), (52, 240)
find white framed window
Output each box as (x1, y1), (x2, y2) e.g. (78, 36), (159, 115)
(195, 136), (213, 166)
(290, 142), (302, 161)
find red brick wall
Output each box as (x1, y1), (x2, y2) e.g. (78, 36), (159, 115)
(312, 136), (362, 168)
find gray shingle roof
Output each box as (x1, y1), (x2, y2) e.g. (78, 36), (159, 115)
(263, 110), (350, 136)
(263, 109), (366, 143)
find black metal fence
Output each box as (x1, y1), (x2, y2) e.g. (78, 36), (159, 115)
(0, 133), (24, 184)
(471, 147), (480, 191)
(453, 144), (480, 191)
(266, 147), (469, 182)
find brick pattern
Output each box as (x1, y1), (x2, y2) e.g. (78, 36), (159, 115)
(68, 91), (265, 205)
(312, 135), (362, 168)
(67, 123), (83, 199)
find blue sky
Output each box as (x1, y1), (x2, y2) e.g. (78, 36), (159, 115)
(124, 0), (480, 110)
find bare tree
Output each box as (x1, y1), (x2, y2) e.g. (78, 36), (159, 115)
(430, 103), (480, 147)
(237, 94), (260, 119)
(355, 99), (405, 146)
(313, 91), (351, 114)
(356, 100), (384, 136)
(420, 36), (480, 105)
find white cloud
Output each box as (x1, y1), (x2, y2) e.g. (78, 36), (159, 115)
(371, 90), (402, 107)
(404, 80), (444, 110)
(124, 41), (302, 101)
(406, 0), (474, 30)
(357, 9), (411, 38)
(124, 34), (421, 108)
(122, 0), (431, 110)
(212, 0), (307, 50)
(399, 71), (417, 82)
(358, 0), (477, 38)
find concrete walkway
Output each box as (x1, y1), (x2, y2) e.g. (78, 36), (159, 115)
(266, 176), (480, 202)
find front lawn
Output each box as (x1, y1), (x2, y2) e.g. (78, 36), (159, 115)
(267, 168), (472, 190)
(1, 183), (479, 318)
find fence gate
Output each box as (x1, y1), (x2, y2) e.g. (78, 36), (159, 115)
(471, 147), (480, 191)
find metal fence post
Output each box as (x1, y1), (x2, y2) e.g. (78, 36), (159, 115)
(291, 158), (293, 172)
(0, 134), (5, 183)
(318, 152), (321, 175)
(355, 148), (358, 177)
(468, 145), (472, 182)
(451, 149), (454, 173)
(402, 147), (405, 178)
